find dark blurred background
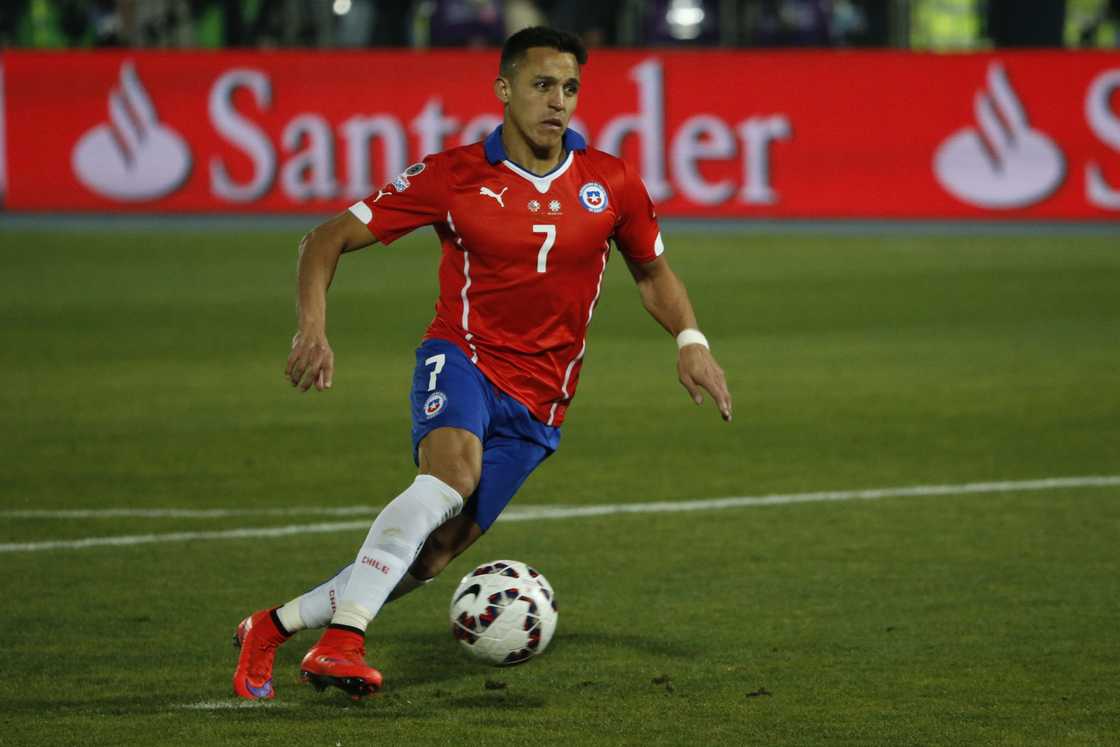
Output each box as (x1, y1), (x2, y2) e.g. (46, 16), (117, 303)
(1, 0), (1117, 50)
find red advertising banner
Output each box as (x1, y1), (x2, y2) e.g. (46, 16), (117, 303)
(3, 49), (1119, 219)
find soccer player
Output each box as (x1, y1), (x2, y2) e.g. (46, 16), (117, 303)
(232, 26), (732, 701)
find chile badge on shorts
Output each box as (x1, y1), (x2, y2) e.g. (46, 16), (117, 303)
(424, 391), (447, 419)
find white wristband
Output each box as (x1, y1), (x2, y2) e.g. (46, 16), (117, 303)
(676, 328), (709, 350)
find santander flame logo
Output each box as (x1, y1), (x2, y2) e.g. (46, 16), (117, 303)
(71, 62), (192, 201)
(934, 63), (1065, 210)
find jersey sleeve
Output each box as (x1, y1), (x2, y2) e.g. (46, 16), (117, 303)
(347, 154), (447, 245)
(611, 158), (664, 264)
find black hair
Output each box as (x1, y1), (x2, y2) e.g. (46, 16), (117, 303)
(499, 26), (588, 77)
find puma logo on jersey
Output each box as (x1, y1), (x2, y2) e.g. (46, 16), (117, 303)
(479, 186), (508, 207)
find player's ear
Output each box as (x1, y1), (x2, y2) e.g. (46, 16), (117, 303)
(494, 76), (510, 105)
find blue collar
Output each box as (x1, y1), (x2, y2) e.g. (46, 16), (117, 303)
(483, 125), (587, 172)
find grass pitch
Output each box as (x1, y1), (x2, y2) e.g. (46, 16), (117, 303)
(1, 224), (1118, 745)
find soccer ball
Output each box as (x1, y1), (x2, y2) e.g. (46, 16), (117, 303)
(449, 559), (558, 665)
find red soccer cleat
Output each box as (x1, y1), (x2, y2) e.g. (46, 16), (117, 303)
(300, 627), (383, 700)
(232, 608), (291, 700)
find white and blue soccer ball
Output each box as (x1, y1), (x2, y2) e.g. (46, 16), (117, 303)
(449, 559), (558, 666)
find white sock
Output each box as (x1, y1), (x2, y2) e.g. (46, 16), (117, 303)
(273, 564), (355, 632)
(332, 475), (463, 631)
(275, 564), (433, 633)
(275, 600), (305, 634)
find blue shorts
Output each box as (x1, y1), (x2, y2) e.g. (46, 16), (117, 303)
(410, 338), (561, 531)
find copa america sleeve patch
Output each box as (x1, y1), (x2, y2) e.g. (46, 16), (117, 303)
(388, 163), (425, 194)
(579, 182), (608, 213)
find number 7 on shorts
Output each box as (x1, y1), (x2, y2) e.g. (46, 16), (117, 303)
(424, 354), (446, 391)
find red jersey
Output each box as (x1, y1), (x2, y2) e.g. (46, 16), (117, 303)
(349, 127), (663, 427)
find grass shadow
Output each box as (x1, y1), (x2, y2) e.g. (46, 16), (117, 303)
(555, 631), (700, 660)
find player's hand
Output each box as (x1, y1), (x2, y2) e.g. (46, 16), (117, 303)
(678, 344), (732, 422)
(286, 330), (334, 392)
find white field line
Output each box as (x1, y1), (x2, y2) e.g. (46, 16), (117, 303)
(1, 475), (1117, 554)
(7, 475), (1119, 523)
(0, 505), (378, 520)
(0, 521), (370, 553)
(176, 700), (295, 710)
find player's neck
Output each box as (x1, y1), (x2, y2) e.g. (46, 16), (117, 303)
(501, 124), (565, 176)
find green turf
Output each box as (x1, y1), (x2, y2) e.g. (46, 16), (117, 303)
(1, 227), (1118, 745)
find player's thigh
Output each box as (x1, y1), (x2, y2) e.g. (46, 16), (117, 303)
(418, 427), (483, 498)
(465, 435), (554, 533)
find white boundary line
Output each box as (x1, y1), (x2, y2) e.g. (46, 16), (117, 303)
(7, 475), (1118, 523)
(1, 475), (1117, 554)
(502, 475), (1120, 520)
(176, 700), (295, 710)
(0, 505), (378, 520)
(0, 521), (370, 553)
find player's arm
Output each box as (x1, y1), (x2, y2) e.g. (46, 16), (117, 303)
(624, 254), (732, 422)
(285, 211), (377, 392)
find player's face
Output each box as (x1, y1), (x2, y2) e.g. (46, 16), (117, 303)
(497, 47), (581, 154)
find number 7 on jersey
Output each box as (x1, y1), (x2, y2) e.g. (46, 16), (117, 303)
(533, 225), (556, 273)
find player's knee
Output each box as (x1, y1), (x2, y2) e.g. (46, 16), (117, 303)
(427, 462), (479, 501)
